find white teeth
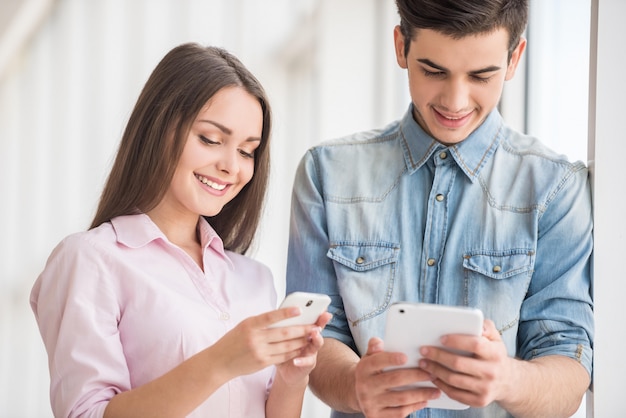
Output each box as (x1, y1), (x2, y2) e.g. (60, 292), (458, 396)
(196, 174), (226, 191)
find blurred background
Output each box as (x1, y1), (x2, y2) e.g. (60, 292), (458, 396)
(0, 0), (596, 416)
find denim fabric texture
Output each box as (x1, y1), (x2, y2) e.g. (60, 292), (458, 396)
(286, 106), (594, 418)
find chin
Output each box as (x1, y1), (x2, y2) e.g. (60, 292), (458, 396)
(433, 132), (469, 146)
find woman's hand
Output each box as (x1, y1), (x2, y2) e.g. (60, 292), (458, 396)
(208, 308), (331, 381)
(274, 311), (332, 386)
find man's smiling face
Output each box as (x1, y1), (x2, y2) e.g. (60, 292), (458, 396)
(394, 27), (525, 145)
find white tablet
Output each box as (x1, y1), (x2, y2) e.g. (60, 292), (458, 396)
(383, 302), (484, 410)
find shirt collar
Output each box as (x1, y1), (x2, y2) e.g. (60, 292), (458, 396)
(111, 213), (231, 267)
(399, 105), (504, 182)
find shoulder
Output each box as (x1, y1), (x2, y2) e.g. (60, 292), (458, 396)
(46, 223), (117, 264)
(226, 251), (273, 279)
(487, 127), (589, 210)
(297, 120), (405, 189)
(32, 224), (120, 312)
(226, 251), (276, 306)
(307, 120), (402, 162)
(495, 127), (588, 185)
(499, 127), (587, 172)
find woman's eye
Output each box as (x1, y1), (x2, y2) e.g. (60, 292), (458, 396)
(239, 149), (255, 159)
(199, 135), (219, 145)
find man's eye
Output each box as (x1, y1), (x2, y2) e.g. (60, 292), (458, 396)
(471, 75), (491, 84)
(421, 69), (445, 78)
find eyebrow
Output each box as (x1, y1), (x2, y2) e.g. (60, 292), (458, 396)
(198, 119), (261, 142)
(417, 58), (502, 75)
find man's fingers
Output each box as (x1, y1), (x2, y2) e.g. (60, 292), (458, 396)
(366, 337), (385, 355)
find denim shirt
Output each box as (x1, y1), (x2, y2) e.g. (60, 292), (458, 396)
(286, 106), (593, 418)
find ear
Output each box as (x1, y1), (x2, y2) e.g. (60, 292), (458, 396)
(393, 25), (408, 69)
(505, 37), (527, 81)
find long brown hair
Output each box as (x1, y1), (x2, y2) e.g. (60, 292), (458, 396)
(90, 43), (272, 254)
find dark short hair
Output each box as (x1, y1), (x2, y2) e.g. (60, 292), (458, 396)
(91, 43), (272, 254)
(395, 0), (528, 60)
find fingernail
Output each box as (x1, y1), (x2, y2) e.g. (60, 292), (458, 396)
(293, 358), (302, 366)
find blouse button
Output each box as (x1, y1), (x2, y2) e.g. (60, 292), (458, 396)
(435, 194), (444, 202)
(356, 256), (365, 264)
(427, 258), (436, 266)
(219, 312), (230, 321)
(492, 265), (502, 273)
(439, 151), (448, 160)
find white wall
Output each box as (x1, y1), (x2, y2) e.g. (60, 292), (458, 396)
(526, 0), (590, 164)
(587, 0), (626, 416)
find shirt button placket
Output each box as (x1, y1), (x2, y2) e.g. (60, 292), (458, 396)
(422, 149), (453, 302)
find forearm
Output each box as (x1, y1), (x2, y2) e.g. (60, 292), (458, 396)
(498, 355), (589, 418)
(308, 338), (361, 413)
(104, 347), (231, 418)
(265, 373), (308, 418)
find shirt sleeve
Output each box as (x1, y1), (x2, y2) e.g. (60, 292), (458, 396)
(517, 163), (594, 376)
(30, 234), (129, 418)
(286, 150), (358, 352)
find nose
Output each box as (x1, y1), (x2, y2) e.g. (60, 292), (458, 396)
(216, 147), (239, 175)
(440, 77), (469, 113)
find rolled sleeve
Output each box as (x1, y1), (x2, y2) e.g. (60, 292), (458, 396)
(31, 235), (128, 418)
(518, 165), (594, 376)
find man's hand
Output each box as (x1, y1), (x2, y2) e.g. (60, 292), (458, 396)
(354, 337), (441, 418)
(417, 319), (514, 408)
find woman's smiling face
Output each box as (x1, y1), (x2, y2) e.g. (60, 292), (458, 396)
(394, 26), (525, 145)
(161, 86), (263, 221)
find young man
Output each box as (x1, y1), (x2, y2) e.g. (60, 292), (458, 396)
(286, 1), (593, 417)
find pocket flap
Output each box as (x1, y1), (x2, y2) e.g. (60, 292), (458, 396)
(463, 249), (535, 279)
(327, 242), (399, 272)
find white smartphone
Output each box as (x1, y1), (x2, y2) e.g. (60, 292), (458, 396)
(383, 302), (484, 410)
(268, 291), (331, 328)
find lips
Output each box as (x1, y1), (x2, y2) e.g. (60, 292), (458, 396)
(195, 174), (227, 191)
(433, 108), (473, 128)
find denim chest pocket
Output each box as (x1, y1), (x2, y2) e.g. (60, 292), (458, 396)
(462, 249), (535, 336)
(463, 250), (535, 279)
(327, 242), (399, 326)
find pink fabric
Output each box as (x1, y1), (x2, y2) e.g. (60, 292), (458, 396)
(31, 213), (277, 418)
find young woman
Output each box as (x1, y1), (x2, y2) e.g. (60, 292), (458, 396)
(30, 43), (330, 418)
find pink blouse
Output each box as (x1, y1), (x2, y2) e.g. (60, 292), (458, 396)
(30, 214), (277, 418)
